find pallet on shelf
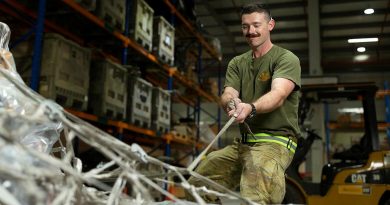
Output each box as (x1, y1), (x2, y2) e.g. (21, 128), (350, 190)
(19, 33), (91, 111)
(129, 0), (154, 52)
(95, 0), (126, 32)
(153, 16), (175, 66)
(127, 77), (153, 129)
(89, 59), (127, 120)
(152, 87), (171, 134)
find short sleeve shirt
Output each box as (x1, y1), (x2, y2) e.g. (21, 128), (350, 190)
(224, 45), (301, 137)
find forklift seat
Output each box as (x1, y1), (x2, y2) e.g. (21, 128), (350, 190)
(332, 135), (370, 162)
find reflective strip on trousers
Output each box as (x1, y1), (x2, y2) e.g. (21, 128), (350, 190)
(245, 133), (297, 153)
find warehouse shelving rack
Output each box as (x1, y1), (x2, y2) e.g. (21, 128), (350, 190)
(1, 0), (222, 161)
(66, 109), (208, 152)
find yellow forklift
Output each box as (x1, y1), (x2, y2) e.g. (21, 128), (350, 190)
(283, 83), (390, 205)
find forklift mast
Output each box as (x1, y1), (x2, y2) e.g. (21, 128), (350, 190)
(300, 82), (379, 151)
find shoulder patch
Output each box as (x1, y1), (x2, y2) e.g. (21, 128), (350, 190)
(258, 71), (271, 82)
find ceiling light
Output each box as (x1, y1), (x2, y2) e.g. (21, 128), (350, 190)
(348, 37), (378, 43)
(338, 108), (364, 114)
(354, 54), (369, 61)
(364, 8), (374, 14)
(357, 47), (366, 52)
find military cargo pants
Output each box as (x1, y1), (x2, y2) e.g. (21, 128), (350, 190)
(187, 138), (294, 204)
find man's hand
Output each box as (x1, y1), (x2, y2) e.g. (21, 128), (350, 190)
(226, 97), (241, 113)
(229, 102), (252, 123)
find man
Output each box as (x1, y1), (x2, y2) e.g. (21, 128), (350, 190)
(187, 2), (301, 204)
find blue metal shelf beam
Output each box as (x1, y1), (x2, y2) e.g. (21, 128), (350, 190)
(122, 0), (132, 65)
(30, 0), (46, 91)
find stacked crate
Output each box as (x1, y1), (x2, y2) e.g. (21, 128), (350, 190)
(23, 33), (91, 111)
(95, 0), (126, 31)
(88, 59), (127, 120)
(153, 16), (175, 65)
(171, 125), (195, 144)
(127, 77), (153, 129)
(129, 0), (154, 51)
(151, 87), (171, 133)
(75, 0), (96, 11)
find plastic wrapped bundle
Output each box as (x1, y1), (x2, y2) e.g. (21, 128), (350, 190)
(0, 22), (256, 205)
(0, 22), (62, 154)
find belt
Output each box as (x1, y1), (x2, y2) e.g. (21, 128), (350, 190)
(241, 132), (297, 154)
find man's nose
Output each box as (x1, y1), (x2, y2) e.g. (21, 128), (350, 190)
(248, 25), (256, 34)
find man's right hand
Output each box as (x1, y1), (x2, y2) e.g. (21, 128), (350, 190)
(226, 97), (241, 113)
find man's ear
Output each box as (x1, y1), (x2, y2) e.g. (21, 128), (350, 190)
(268, 18), (275, 31)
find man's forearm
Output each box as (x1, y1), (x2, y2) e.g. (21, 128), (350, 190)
(220, 87), (240, 110)
(252, 90), (284, 113)
(221, 92), (235, 107)
(252, 78), (295, 114)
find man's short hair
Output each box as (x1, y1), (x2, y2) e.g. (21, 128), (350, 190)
(240, 3), (272, 21)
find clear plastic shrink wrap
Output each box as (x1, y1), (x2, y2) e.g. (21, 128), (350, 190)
(0, 22), (62, 205)
(0, 22), (62, 153)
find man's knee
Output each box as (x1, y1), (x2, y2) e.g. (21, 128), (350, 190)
(183, 178), (221, 203)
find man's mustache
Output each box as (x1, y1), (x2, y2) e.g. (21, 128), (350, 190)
(245, 34), (261, 38)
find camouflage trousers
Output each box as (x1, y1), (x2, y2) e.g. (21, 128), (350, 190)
(187, 138), (294, 204)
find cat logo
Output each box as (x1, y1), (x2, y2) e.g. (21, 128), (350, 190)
(351, 174), (367, 183)
(258, 71), (271, 82)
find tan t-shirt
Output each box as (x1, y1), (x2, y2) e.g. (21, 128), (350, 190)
(224, 45), (301, 137)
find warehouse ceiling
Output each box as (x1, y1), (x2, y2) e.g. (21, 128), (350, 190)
(2, 0), (389, 81)
(194, 0), (390, 77)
